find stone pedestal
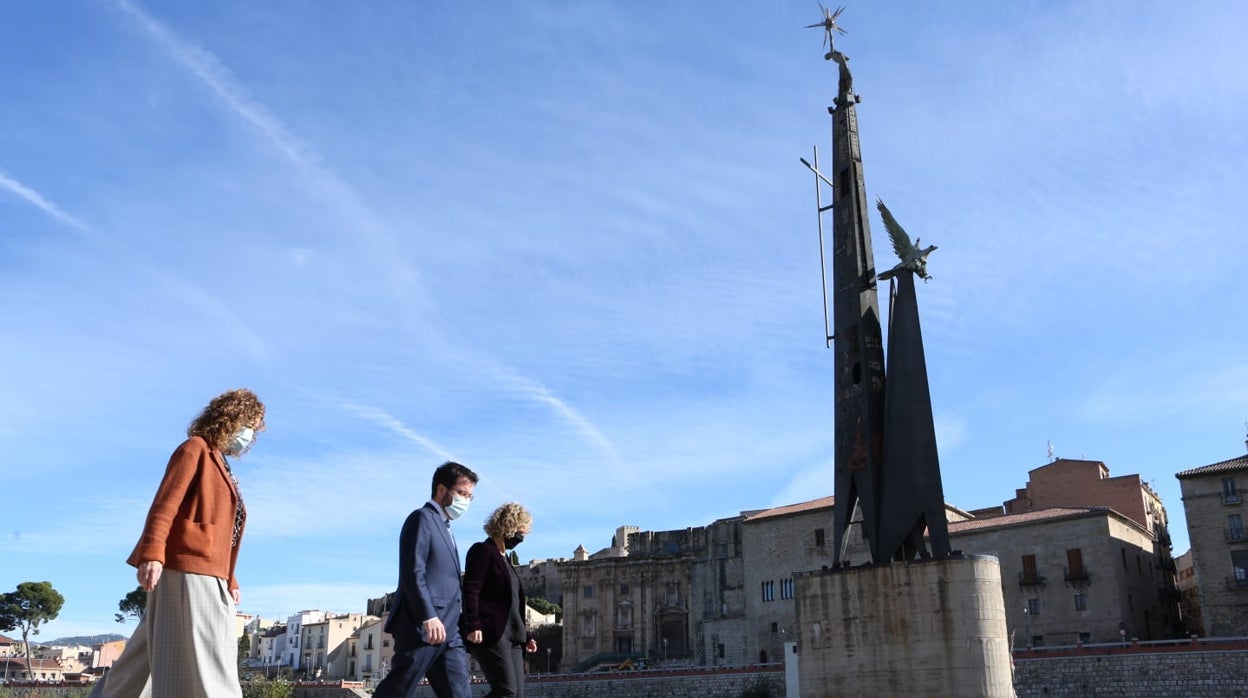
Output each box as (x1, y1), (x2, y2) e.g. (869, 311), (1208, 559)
(794, 554), (1015, 697)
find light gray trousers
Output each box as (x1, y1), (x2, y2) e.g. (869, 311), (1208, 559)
(89, 570), (242, 698)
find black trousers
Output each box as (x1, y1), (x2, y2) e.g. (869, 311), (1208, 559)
(470, 639), (525, 698)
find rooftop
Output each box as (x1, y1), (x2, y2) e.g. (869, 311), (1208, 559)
(743, 496), (835, 523)
(948, 506), (1116, 534)
(1176, 454), (1248, 479)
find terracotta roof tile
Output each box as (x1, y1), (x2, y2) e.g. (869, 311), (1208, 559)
(743, 496), (835, 522)
(1176, 454), (1248, 479)
(948, 506), (1111, 533)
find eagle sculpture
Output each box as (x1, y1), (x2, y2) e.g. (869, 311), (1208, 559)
(876, 198), (937, 281)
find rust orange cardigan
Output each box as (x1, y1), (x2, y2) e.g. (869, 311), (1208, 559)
(126, 436), (245, 591)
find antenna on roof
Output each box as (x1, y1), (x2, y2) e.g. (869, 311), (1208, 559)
(1046, 440), (1054, 462)
(1243, 421), (1247, 454)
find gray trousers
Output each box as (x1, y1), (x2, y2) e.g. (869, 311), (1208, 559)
(90, 570), (241, 698)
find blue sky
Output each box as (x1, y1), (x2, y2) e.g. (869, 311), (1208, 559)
(3, 1), (1246, 640)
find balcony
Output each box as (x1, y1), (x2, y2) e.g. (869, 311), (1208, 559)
(1018, 572), (1047, 590)
(1064, 566), (1092, 589)
(1225, 527), (1247, 543)
(1226, 576), (1248, 591)
(1224, 493), (1243, 505)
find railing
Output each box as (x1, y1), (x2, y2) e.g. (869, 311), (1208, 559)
(1226, 575), (1248, 591)
(1224, 493), (1243, 505)
(1064, 566), (1091, 587)
(1225, 527), (1247, 542)
(1018, 572), (1047, 589)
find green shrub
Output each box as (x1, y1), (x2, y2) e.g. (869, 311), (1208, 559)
(241, 676), (294, 698)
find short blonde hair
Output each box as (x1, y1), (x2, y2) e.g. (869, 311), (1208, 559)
(484, 502), (532, 539)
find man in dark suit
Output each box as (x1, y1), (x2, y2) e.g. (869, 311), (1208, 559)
(374, 461), (479, 698)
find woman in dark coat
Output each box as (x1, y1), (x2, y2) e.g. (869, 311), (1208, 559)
(461, 502), (537, 698)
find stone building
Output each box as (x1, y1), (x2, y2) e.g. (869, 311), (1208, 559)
(354, 616), (395, 684)
(556, 520), (744, 670)
(552, 458), (1183, 669)
(284, 610), (329, 671)
(1176, 451), (1248, 636)
(1175, 550), (1203, 636)
(299, 612), (367, 678)
(949, 506), (1174, 645)
(516, 557), (567, 606)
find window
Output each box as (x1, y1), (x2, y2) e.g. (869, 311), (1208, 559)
(1230, 514), (1245, 542)
(717, 643), (725, 659)
(1078, 632), (1091, 644)
(1021, 554), (1039, 583)
(780, 577), (795, 600)
(1066, 548), (1085, 576)
(620, 583), (629, 595)
(1232, 551), (1248, 587)
(771, 622), (778, 633)
(1074, 594), (1087, 611)
(1224, 477), (1242, 504)
(584, 585), (594, 599)
(1031, 635), (1045, 648)
(761, 581), (775, 602)
(814, 528), (825, 546)
(1026, 598), (1040, 616)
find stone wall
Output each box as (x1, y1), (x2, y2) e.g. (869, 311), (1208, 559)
(1014, 647), (1248, 697)
(7, 645), (1248, 698)
(392, 667), (784, 698)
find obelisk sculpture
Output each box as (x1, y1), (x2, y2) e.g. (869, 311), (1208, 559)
(874, 199), (952, 560)
(805, 6), (888, 564)
(804, 7), (954, 564)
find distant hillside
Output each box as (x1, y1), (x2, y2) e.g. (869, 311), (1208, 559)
(42, 634), (126, 646)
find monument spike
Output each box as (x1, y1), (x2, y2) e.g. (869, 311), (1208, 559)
(806, 8), (888, 565)
(875, 200), (953, 561)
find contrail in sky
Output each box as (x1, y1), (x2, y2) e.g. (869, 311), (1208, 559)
(0, 170), (91, 233)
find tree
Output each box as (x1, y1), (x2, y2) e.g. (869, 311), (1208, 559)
(0, 581), (65, 678)
(239, 633), (252, 667)
(115, 586), (147, 624)
(527, 596), (562, 618)
(531, 622), (562, 673)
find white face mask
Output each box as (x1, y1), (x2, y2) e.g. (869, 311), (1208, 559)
(446, 493), (471, 521)
(227, 427), (255, 455)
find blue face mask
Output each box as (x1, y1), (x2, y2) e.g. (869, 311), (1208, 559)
(446, 494), (471, 521)
(227, 427), (255, 455)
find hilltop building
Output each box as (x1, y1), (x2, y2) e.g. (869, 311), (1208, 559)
(553, 458), (1182, 669)
(1177, 450), (1248, 636)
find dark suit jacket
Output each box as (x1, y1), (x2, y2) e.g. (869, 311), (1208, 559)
(384, 502), (463, 644)
(461, 539), (528, 647)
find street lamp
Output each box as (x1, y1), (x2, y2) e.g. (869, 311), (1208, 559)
(545, 647), (552, 673)
(1023, 606), (1031, 648)
(662, 638), (668, 662)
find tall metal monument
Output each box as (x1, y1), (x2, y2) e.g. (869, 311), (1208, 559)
(803, 6), (888, 565)
(803, 7), (951, 564)
(795, 13), (1013, 695)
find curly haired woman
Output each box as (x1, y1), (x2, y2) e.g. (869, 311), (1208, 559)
(90, 389), (265, 698)
(462, 502), (538, 698)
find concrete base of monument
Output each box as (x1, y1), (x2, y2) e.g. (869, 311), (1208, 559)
(793, 554), (1016, 698)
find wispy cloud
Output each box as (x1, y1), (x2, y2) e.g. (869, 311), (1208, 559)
(497, 372), (618, 461)
(116, 0), (313, 170)
(338, 402), (454, 461)
(0, 170), (91, 233)
(115, 0), (419, 300)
